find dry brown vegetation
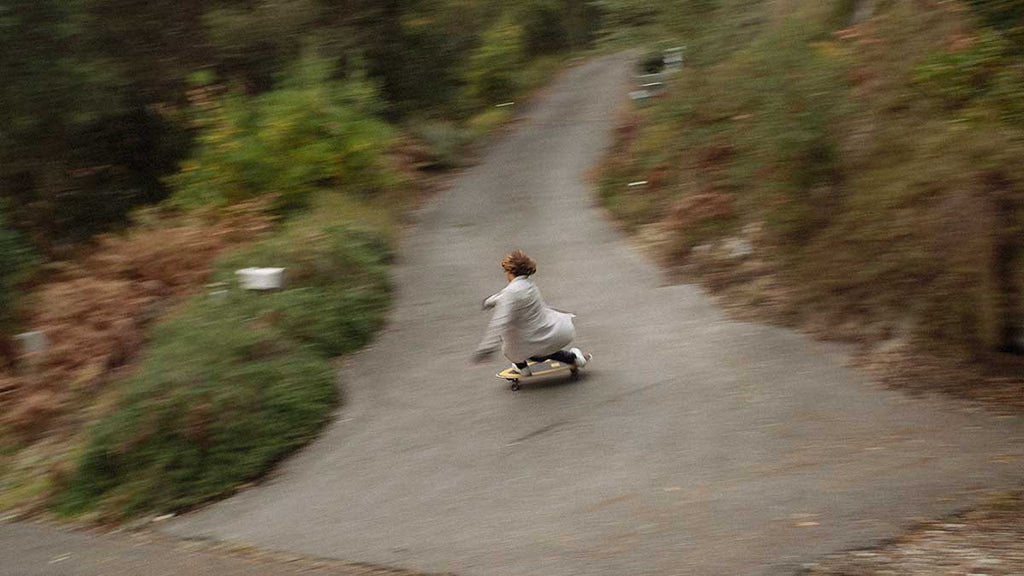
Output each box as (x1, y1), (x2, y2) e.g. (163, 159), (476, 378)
(0, 202), (273, 444)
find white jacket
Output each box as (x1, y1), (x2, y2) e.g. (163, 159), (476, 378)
(477, 276), (576, 363)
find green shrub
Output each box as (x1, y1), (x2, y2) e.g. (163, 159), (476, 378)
(59, 223), (392, 517)
(914, 29), (1024, 128)
(467, 107), (513, 140)
(263, 287), (387, 357)
(517, 55), (565, 93)
(914, 30), (1010, 110)
(466, 16), (526, 106)
(169, 60), (397, 213)
(732, 22), (849, 244)
(215, 223), (391, 284)
(58, 299), (337, 517)
(212, 224), (392, 356)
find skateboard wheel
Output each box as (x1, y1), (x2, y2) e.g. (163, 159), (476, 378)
(570, 369), (580, 380)
(510, 381), (521, 391)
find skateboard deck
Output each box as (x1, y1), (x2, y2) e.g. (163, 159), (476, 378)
(497, 358), (580, 391)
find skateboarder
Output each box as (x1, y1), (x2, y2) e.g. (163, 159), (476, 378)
(472, 250), (589, 377)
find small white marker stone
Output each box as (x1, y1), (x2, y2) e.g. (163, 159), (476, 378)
(629, 90), (651, 101)
(236, 268), (285, 291)
(14, 331), (48, 357)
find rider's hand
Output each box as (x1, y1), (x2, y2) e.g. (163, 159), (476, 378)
(471, 349), (492, 364)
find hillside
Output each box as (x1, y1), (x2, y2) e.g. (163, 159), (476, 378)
(0, 0), (599, 519)
(599, 0), (1024, 404)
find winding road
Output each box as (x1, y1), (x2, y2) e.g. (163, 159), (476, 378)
(163, 53), (1024, 576)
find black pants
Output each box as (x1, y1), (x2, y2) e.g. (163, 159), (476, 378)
(515, 349), (576, 369)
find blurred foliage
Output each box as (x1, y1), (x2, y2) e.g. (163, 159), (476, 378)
(0, 209), (38, 338)
(740, 22), (848, 244)
(0, 0), (187, 250)
(58, 223), (391, 517)
(595, 0), (744, 63)
(168, 57), (398, 212)
(914, 28), (1024, 127)
(598, 0), (1024, 356)
(408, 120), (474, 169)
(202, 0), (321, 93)
(966, 0), (1024, 51)
(519, 0), (602, 55)
(466, 106), (515, 141)
(914, 29), (1011, 110)
(593, 0), (663, 45)
(466, 16), (527, 106)
(58, 299), (338, 517)
(212, 224), (392, 357)
(1, 0), (605, 252)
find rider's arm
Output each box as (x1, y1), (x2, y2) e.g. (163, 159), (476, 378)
(482, 292), (500, 310)
(476, 292), (511, 355)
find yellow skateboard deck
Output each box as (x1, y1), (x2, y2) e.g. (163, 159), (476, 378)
(497, 358), (580, 391)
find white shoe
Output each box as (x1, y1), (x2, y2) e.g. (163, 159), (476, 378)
(570, 348), (589, 368)
(512, 364), (532, 377)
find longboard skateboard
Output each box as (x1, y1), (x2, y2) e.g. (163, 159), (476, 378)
(497, 358), (581, 391)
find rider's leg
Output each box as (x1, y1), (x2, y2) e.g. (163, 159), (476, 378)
(531, 350), (578, 365)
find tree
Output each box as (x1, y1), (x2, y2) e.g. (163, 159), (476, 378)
(0, 0), (195, 248)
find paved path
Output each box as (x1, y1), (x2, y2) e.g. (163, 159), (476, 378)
(153, 53), (1021, 575)
(0, 521), (443, 576)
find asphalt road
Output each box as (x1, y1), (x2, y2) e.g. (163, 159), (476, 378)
(154, 52), (1021, 575)
(0, 521), (444, 576)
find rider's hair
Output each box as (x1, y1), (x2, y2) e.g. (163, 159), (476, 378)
(501, 250), (537, 277)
